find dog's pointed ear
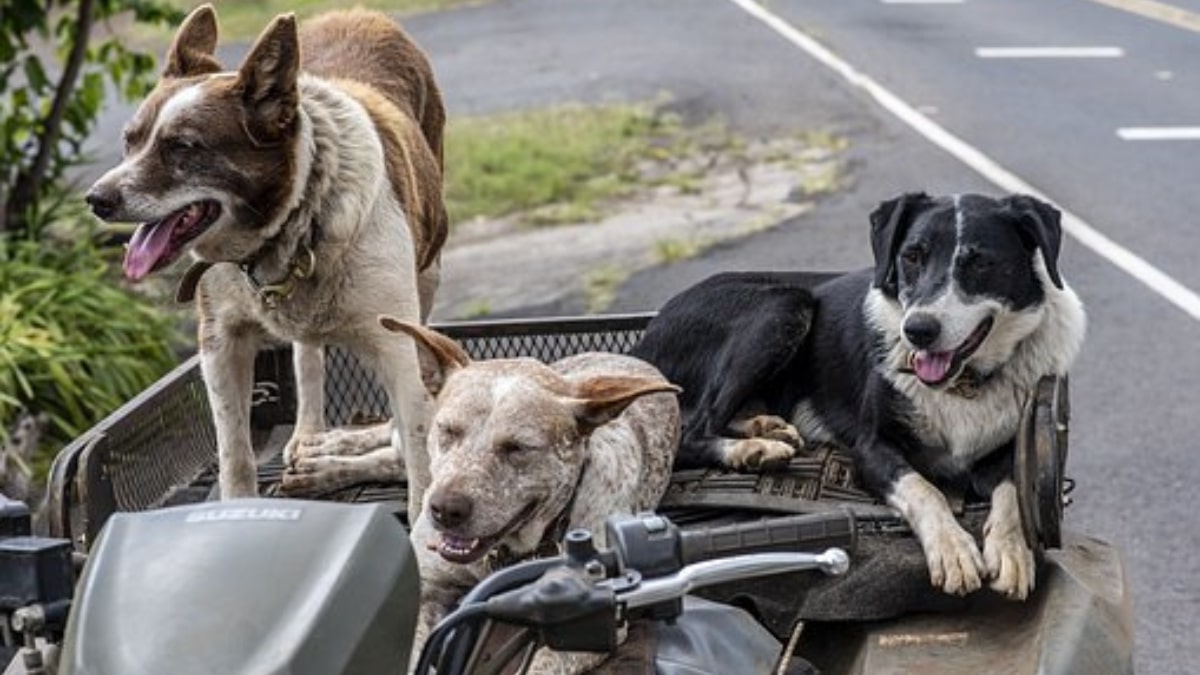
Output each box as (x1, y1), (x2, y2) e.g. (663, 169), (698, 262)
(163, 4), (222, 78)
(236, 12), (300, 145)
(870, 192), (928, 296)
(564, 376), (680, 435)
(1004, 194), (1064, 290)
(379, 316), (471, 395)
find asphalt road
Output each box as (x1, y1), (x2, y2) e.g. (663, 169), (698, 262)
(410, 0), (1200, 671)
(605, 1), (1199, 672)
(82, 0), (1195, 670)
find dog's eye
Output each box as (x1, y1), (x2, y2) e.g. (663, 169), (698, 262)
(901, 247), (925, 267)
(497, 440), (532, 455)
(163, 136), (199, 153)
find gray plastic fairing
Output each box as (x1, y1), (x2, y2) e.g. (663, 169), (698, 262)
(654, 596), (783, 675)
(59, 499), (419, 675)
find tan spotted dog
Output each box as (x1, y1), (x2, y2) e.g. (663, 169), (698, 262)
(84, 5), (447, 519)
(379, 317), (680, 673)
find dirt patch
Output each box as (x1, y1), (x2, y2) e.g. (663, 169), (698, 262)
(433, 134), (846, 319)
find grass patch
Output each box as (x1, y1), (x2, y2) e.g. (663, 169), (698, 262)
(163, 1), (473, 40)
(794, 161), (845, 199)
(445, 103), (692, 227)
(654, 237), (710, 264)
(582, 265), (630, 314)
(460, 298), (492, 319)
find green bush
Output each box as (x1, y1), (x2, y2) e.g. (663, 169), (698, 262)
(0, 234), (181, 459)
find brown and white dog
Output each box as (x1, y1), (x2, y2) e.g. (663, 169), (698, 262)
(85, 5), (447, 517)
(379, 318), (680, 673)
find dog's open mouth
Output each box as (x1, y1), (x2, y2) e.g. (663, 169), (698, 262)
(122, 200), (221, 281)
(432, 500), (540, 565)
(909, 317), (994, 386)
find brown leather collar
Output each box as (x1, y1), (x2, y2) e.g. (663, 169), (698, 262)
(175, 261), (214, 303)
(174, 244), (316, 310)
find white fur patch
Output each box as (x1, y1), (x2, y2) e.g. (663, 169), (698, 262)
(154, 84), (204, 138)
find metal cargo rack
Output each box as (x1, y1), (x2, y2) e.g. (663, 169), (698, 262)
(43, 313), (897, 549)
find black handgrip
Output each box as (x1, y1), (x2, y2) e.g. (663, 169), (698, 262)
(679, 510), (856, 565)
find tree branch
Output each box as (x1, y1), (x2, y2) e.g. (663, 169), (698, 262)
(4, 0), (96, 237)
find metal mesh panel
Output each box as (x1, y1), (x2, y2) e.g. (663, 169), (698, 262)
(320, 314), (653, 425)
(95, 359), (215, 511)
(325, 348), (390, 426)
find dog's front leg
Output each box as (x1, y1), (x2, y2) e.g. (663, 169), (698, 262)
(356, 332), (431, 521)
(888, 471), (985, 596)
(982, 479), (1035, 600)
(200, 323), (261, 499)
(857, 377), (984, 595)
(382, 338), (432, 522)
(284, 341), (325, 465)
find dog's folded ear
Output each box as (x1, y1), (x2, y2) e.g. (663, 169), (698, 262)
(565, 377), (681, 434)
(236, 12), (301, 145)
(1003, 194), (1065, 290)
(870, 192), (930, 296)
(379, 316), (470, 395)
(163, 4), (223, 79)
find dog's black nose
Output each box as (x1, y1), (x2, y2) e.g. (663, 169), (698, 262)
(84, 187), (120, 220)
(430, 492), (473, 529)
(903, 314), (942, 349)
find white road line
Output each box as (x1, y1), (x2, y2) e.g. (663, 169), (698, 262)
(975, 46), (1124, 58)
(725, 0), (1200, 322)
(1117, 126), (1200, 140)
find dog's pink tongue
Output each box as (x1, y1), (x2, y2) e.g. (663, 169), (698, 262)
(123, 218), (178, 281)
(913, 350), (953, 384)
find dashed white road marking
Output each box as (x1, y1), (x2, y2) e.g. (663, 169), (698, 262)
(975, 46), (1124, 58)
(724, 0), (1200, 322)
(1117, 126), (1200, 140)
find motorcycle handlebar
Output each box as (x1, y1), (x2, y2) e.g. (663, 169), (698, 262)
(419, 511), (858, 674)
(677, 510), (857, 564)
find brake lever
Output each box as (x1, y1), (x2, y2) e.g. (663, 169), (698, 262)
(618, 549), (850, 610)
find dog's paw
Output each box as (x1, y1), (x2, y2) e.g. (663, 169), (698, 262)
(279, 456), (351, 496)
(922, 522), (985, 596)
(743, 415), (805, 448)
(724, 438), (796, 471)
(983, 520), (1036, 600)
(285, 426), (390, 464)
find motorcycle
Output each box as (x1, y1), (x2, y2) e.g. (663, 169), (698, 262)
(3, 313), (1134, 674)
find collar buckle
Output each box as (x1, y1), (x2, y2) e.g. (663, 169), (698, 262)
(242, 245), (317, 310)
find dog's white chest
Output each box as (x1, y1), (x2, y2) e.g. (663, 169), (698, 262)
(902, 382), (1022, 468)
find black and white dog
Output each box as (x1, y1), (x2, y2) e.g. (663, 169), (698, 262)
(632, 192), (1086, 599)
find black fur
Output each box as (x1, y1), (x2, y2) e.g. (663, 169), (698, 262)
(631, 272), (833, 468)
